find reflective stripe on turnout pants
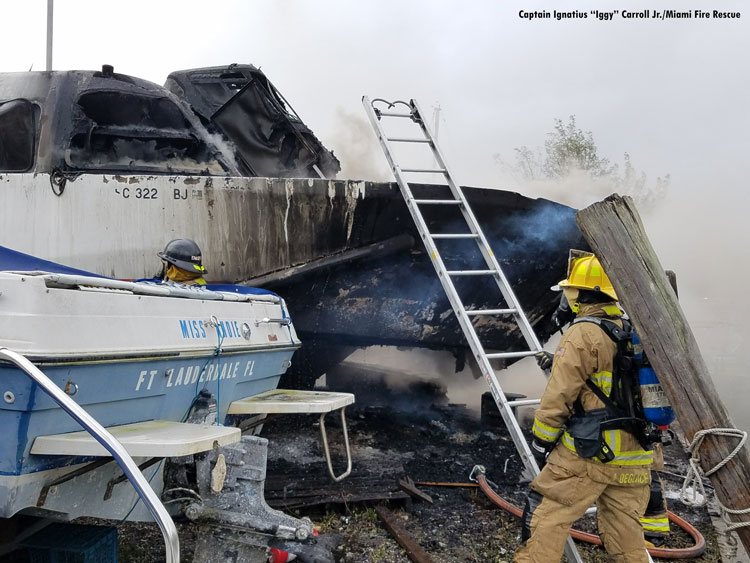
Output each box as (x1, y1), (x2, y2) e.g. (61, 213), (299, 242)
(514, 448), (651, 563)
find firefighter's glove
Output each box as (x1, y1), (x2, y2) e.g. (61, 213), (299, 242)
(534, 351), (554, 371)
(530, 438), (554, 470)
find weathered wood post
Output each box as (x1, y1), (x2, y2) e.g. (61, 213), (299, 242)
(576, 193), (750, 551)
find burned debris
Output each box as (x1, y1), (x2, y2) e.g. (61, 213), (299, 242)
(0, 65), (586, 391)
(68, 89), (227, 175)
(0, 63), (339, 178)
(165, 64), (341, 178)
(4, 63), (729, 563)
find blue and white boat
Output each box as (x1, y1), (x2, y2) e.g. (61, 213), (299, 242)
(0, 245), (300, 523)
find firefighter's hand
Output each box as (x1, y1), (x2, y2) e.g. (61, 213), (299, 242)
(534, 351), (554, 371)
(531, 438), (554, 469)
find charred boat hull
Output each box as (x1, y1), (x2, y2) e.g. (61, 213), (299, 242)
(1, 66), (584, 383)
(0, 174), (583, 354)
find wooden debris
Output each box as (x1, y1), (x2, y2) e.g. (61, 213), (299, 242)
(264, 455), (410, 510)
(577, 193), (750, 552)
(414, 481), (479, 488)
(375, 506), (434, 563)
(267, 488), (410, 511)
(398, 476), (433, 504)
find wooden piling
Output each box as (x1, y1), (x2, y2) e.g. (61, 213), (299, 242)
(576, 193), (750, 551)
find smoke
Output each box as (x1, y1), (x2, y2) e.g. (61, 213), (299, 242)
(492, 203), (579, 265)
(503, 168), (750, 432)
(644, 190), (749, 432)
(336, 346), (548, 422)
(322, 130), (748, 431)
(496, 165), (665, 213)
(326, 106), (392, 181)
(204, 131), (243, 173)
(344, 166), (750, 432)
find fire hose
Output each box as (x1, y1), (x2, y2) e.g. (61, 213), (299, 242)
(458, 466), (706, 559)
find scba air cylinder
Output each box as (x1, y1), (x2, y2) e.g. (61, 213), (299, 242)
(632, 332), (676, 429)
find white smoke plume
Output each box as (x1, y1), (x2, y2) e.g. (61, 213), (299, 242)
(327, 106), (392, 182)
(332, 172), (749, 433)
(504, 171), (749, 432)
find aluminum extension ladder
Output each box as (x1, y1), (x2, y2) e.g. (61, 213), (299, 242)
(362, 96), (586, 563)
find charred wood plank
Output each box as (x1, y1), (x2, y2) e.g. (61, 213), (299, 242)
(576, 194), (750, 551)
(265, 456), (409, 511)
(242, 234), (415, 287)
(398, 476), (433, 504)
(375, 506), (434, 563)
(269, 490), (410, 511)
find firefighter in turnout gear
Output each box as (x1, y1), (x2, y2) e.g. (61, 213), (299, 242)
(515, 252), (658, 563)
(158, 238), (207, 286)
(535, 287), (671, 545)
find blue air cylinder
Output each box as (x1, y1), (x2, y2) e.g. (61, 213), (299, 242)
(632, 332), (675, 428)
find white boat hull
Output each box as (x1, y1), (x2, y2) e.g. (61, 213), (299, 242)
(0, 173), (367, 282)
(0, 271), (299, 519)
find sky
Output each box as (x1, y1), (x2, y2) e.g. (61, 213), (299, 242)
(2, 0), (749, 428)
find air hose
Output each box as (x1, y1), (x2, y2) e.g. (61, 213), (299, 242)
(464, 467), (706, 559)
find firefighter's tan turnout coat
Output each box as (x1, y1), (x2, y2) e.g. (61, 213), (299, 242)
(514, 302), (655, 563)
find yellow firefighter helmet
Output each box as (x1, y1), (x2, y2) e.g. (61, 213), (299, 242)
(556, 250), (617, 300)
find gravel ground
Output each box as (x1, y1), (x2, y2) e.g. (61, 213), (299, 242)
(2, 377), (726, 563)
(112, 379), (722, 563)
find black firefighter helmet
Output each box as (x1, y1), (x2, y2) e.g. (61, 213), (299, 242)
(158, 238), (206, 274)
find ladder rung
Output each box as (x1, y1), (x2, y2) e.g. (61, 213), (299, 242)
(485, 351), (538, 360)
(401, 168), (447, 174)
(431, 233), (478, 239)
(507, 398), (541, 408)
(378, 111), (414, 118)
(465, 308), (517, 316)
(413, 199), (461, 205)
(447, 269), (497, 276)
(387, 137), (431, 143)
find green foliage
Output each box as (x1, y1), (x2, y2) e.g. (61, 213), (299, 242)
(358, 506), (379, 523)
(544, 116), (616, 180)
(500, 115), (670, 208)
(370, 542), (389, 561)
(614, 152), (671, 209)
(316, 510), (340, 532)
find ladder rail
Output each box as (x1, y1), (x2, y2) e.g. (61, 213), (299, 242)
(409, 231), (589, 563)
(363, 96), (585, 563)
(364, 100), (543, 475)
(0, 347), (180, 563)
(363, 96), (541, 351)
(409, 99), (542, 351)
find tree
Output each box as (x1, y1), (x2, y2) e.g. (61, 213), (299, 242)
(498, 116), (670, 209)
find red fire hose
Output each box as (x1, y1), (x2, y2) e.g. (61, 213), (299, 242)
(469, 469), (706, 559)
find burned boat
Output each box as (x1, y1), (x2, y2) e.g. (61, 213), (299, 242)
(0, 64), (586, 385)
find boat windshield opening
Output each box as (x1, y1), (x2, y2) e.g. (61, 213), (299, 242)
(0, 99), (36, 172)
(66, 91), (225, 175)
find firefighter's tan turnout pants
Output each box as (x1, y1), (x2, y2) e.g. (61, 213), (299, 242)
(514, 448), (651, 563)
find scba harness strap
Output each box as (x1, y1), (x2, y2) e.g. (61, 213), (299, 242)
(569, 316), (654, 458)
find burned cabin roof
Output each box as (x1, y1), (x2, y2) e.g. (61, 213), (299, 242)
(165, 64), (340, 178)
(0, 64), (340, 179)
(0, 68), (239, 176)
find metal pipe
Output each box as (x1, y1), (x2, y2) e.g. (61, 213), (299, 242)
(506, 399), (541, 408)
(46, 0), (53, 71)
(254, 317), (292, 327)
(0, 347), (180, 563)
(38, 273), (279, 303)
